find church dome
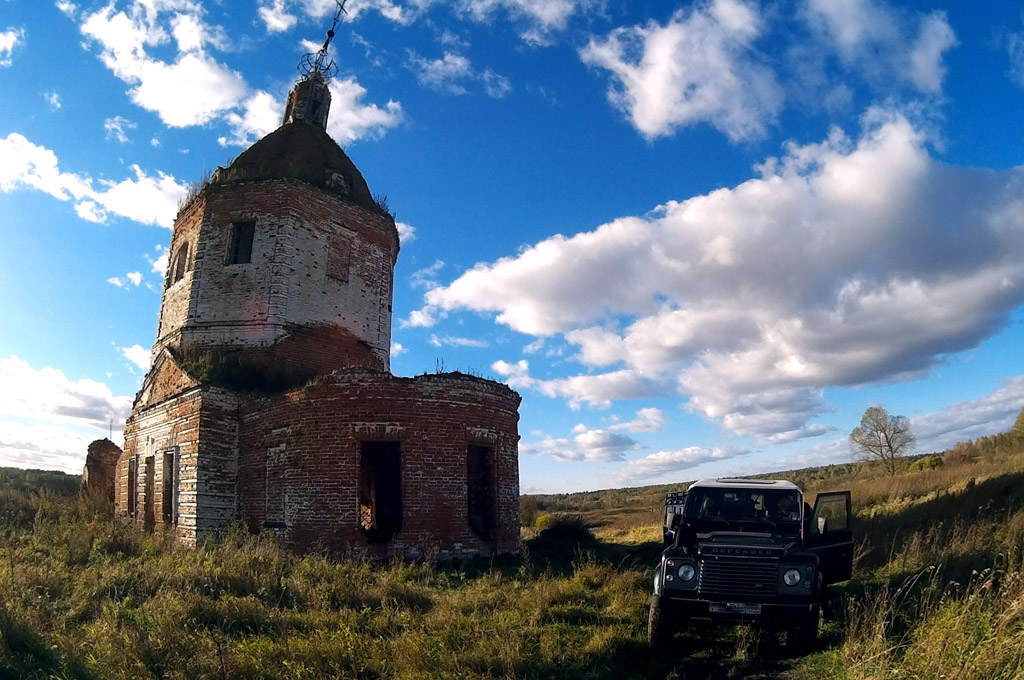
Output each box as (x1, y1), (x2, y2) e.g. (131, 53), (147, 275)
(210, 120), (380, 213)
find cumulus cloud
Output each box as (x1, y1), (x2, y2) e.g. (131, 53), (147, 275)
(77, 1), (399, 144)
(0, 133), (187, 228)
(580, 0), (782, 141)
(492, 360), (660, 409)
(107, 272), (142, 288)
(390, 342), (407, 357)
(104, 115), (137, 143)
(0, 421), (92, 474)
(521, 426), (641, 462)
(326, 78), (403, 144)
(0, 356), (132, 433)
(219, 91), (284, 147)
(460, 0), (584, 45)
(120, 344), (151, 370)
(429, 334), (488, 348)
(912, 375), (1024, 452)
(0, 27), (23, 67)
(408, 51), (473, 94)
(80, 3), (246, 127)
(259, 0), (297, 32)
(407, 51), (512, 98)
(608, 407), (667, 433)
(618, 446), (749, 482)
(801, 0), (956, 94)
(44, 91), (62, 111)
(421, 109), (1024, 440)
(396, 221), (416, 244)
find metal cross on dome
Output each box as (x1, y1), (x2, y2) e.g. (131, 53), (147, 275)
(298, 0), (348, 82)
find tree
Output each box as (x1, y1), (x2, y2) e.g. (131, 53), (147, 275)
(850, 406), (916, 476)
(1012, 407), (1024, 439)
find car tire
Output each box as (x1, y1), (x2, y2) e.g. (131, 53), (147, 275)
(647, 598), (675, 645)
(786, 609), (818, 654)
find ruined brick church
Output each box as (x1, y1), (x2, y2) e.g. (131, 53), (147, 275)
(114, 36), (521, 557)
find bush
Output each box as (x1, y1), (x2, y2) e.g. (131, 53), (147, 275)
(520, 497), (539, 528)
(534, 512), (555, 530)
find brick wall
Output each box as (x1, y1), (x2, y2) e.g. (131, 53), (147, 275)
(154, 178), (398, 375)
(237, 369), (521, 557)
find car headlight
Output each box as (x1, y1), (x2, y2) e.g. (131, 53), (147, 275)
(783, 568), (802, 586)
(677, 563), (696, 581)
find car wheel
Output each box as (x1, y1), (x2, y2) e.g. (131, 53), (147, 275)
(786, 609), (818, 654)
(647, 598), (675, 645)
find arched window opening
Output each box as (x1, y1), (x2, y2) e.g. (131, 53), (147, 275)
(170, 243), (189, 285)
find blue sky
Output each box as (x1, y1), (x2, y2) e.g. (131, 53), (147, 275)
(1, 0), (1023, 493)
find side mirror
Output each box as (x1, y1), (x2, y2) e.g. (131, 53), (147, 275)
(817, 516), (827, 534)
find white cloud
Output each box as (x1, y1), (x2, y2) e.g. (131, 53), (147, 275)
(460, 0), (583, 45)
(104, 115), (137, 143)
(491, 360), (660, 409)
(0, 356), (132, 433)
(908, 12), (957, 93)
(44, 91), (62, 110)
(408, 51), (473, 95)
(148, 245), (168, 275)
(802, 0), (956, 95)
(108, 271), (142, 288)
(219, 90), (284, 147)
(1008, 21), (1024, 88)
(410, 260), (445, 290)
(482, 68), (512, 98)
(521, 427), (641, 462)
(609, 407), (667, 433)
(429, 334), (488, 348)
(56, 2), (78, 19)
(0, 420), (93, 474)
(618, 446), (748, 482)
(80, 3), (248, 127)
(259, 0), (297, 32)
(912, 375), (1024, 452)
(120, 344), (150, 370)
(408, 50), (512, 98)
(0, 134), (186, 228)
(0, 27), (23, 67)
(580, 0), (782, 141)
(423, 110), (1024, 439)
(396, 221), (416, 244)
(326, 78), (403, 144)
(390, 342), (407, 357)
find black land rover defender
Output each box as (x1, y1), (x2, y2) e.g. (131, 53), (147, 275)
(650, 478), (853, 649)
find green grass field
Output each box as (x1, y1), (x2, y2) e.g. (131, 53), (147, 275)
(1, 425), (1023, 679)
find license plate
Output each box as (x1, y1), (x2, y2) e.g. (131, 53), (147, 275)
(709, 602), (762, 615)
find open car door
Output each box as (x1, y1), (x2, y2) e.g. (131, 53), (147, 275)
(809, 491), (853, 584)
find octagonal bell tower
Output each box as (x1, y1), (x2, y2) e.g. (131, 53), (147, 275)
(153, 32), (398, 377)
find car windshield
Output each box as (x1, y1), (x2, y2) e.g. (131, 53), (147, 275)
(686, 487), (801, 534)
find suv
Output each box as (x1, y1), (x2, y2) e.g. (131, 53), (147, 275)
(649, 478), (852, 649)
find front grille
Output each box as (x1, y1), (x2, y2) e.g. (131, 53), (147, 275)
(698, 559), (778, 599)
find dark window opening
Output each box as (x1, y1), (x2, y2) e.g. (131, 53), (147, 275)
(162, 449), (178, 526)
(128, 457), (138, 518)
(227, 221), (255, 265)
(467, 445), (497, 541)
(358, 441), (402, 543)
(264, 445), (286, 529)
(170, 242), (189, 285)
(144, 456), (155, 532)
